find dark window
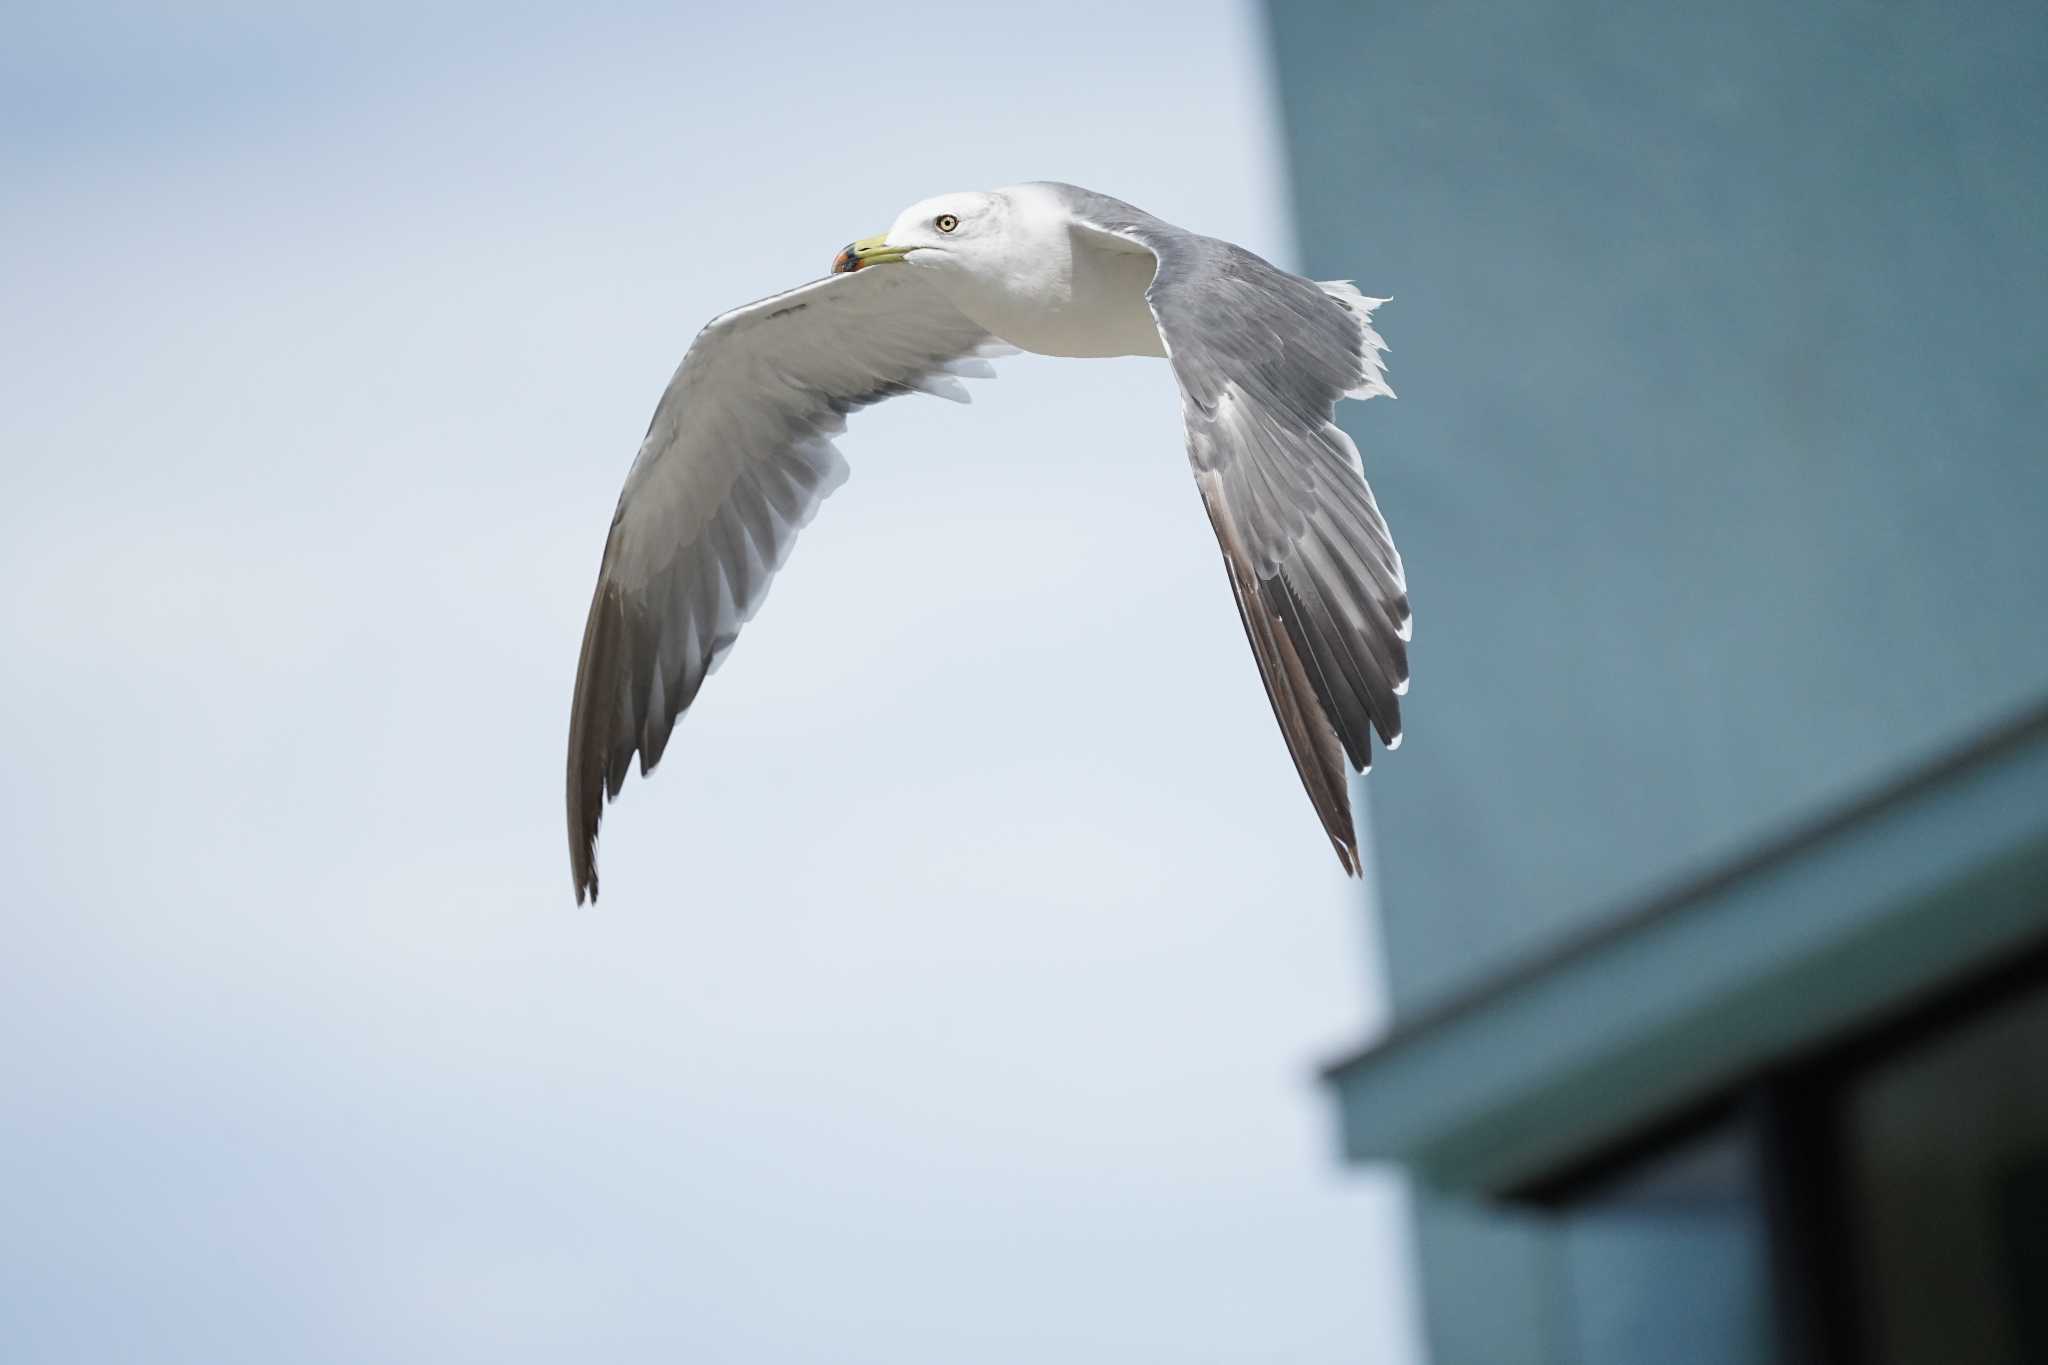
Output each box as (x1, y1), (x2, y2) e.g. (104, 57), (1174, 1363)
(1848, 987), (2048, 1365)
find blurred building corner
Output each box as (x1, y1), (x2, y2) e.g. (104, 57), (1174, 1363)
(1263, 0), (2048, 1362)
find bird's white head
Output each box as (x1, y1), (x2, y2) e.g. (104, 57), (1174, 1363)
(829, 184), (1139, 358)
(831, 189), (1013, 278)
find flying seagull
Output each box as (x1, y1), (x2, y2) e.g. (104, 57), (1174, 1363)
(566, 182), (1406, 902)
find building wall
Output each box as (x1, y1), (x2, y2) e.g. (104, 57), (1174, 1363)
(1266, 4), (2048, 1361)
(1265, 0), (2048, 1016)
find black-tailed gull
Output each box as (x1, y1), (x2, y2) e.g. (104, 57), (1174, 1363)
(565, 182), (1406, 901)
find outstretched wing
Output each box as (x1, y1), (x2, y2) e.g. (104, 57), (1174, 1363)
(1058, 187), (1408, 875)
(567, 266), (1002, 902)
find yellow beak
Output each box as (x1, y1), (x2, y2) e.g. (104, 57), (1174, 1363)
(831, 233), (912, 274)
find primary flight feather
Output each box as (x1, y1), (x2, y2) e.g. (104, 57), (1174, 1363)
(566, 182), (1406, 902)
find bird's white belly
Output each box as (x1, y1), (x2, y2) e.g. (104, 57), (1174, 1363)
(944, 248), (1168, 360)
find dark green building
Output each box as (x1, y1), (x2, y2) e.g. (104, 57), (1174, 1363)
(1263, 2), (2048, 1361)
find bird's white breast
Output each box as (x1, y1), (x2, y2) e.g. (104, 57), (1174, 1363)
(987, 245), (1167, 359)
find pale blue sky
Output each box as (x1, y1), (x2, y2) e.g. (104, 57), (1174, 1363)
(0, 3), (1419, 1360)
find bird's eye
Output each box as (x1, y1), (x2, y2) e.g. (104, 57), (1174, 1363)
(934, 213), (959, 233)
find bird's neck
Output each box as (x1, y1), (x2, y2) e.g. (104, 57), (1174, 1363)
(942, 196), (1164, 360)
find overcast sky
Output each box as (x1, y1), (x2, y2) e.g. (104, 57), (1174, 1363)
(1, 3), (1420, 1360)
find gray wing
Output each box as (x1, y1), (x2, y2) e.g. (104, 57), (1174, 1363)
(567, 266), (1003, 902)
(1054, 185), (1408, 875)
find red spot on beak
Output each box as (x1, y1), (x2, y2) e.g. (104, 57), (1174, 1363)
(832, 244), (860, 274)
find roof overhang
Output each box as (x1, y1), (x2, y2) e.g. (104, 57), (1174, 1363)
(1324, 700), (2048, 1195)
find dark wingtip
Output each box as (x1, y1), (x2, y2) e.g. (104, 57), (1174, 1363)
(1331, 815), (1363, 878)
(572, 843), (599, 904)
(568, 571), (622, 908)
(569, 822), (601, 905)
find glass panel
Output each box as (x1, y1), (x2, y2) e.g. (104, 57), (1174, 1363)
(1850, 985), (2048, 1365)
(1555, 1119), (1778, 1365)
